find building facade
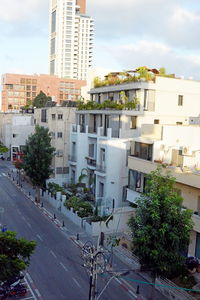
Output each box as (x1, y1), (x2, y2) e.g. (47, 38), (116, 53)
(34, 106), (76, 184)
(68, 75), (200, 238)
(127, 124), (200, 258)
(0, 112), (35, 160)
(49, 0), (94, 80)
(1, 73), (86, 112)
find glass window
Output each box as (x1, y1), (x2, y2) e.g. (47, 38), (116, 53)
(178, 95), (183, 106)
(51, 38), (56, 55)
(50, 60), (55, 75)
(58, 114), (63, 120)
(130, 116), (137, 129)
(32, 79), (37, 84)
(57, 132), (63, 138)
(32, 86), (36, 91)
(26, 85), (31, 90)
(26, 79), (31, 84)
(52, 114), (56, 120)
(20, 78), (25, 84)
(51, 10), (56, 33)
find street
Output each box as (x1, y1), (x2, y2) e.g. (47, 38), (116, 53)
(0, 162), (142, 300)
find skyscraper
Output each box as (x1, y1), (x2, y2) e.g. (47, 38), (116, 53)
(49, 0), (94, 81)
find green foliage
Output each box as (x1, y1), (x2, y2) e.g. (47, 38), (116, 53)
(128, 167), (193, 278)
(77, 99), (137, 111)
(64, 196), (93, 218)
(78, 174), (88, 184)
(0, 142), (9, 153)
(0, 231), (36, 282)
(32, 91), (52, 108)
(23, 125), (55, 188)
(47, 182), (65, 195)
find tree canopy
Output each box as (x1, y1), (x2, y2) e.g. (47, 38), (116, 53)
(32, 91), (52, 108)
(128, 167), (193, 279)
(23, 126), (55, 200)
(0, 231), (36, 282)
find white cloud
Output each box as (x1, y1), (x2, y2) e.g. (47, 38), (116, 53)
(0, 0), (48, 21)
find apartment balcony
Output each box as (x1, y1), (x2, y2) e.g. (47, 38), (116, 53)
(68, 155), (77, 165)
(88, 126), (97, 135)
(71, 124), (87, 134)
(95, 164), (106, 175)
(85, 157), (96, 170)
(126, 188), (139, 204)
(128, 156), (200, 189)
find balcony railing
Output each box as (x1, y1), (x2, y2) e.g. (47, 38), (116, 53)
(96, 164), (106, 173)
(85, 157), (96, 167)
(68, 155), (77, 162)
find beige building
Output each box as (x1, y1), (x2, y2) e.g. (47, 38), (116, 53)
(1, 73), (86, 112)
(34, 106), (76, 184)
(127, 124), (200, 258)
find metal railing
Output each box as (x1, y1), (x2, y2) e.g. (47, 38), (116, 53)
(86, 157), (96, 167)
(72, 125), (77, 132)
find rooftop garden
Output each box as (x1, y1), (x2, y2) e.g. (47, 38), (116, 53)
(93, 66), (175, 88)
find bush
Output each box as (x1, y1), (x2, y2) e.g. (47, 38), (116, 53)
(64, 196), (93, 218)
(186, 256), (199, 270)
(47, 182), (65, 195)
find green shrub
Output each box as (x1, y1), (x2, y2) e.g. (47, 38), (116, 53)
(64, 196), (93, 218)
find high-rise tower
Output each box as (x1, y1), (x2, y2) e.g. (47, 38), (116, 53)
(49, 0), (94, 80)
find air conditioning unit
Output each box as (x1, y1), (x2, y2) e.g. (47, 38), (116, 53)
(182, 147), (193, 156)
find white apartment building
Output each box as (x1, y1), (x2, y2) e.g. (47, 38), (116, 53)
(0, 112), (35, 160)
(49, 0), (94, 80)
(34, 106), (76, 184)
(68, 76), (200, 219)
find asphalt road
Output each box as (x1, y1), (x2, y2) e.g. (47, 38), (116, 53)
(0, 163), (138, 300)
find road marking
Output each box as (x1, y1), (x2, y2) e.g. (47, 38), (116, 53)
(50, 250), (57, 258)
(26, 273), (33, 284)
(60, 262), (68, 272)
(2, 173), (6, 176)
(17, 209), (22, 215)
(24, 274), (37, 300)
(36, 234), (43, 241)
(23, 297), (35, 300)
(35, 289), (41, 297)
(21, 216), (26, 220)
(26, 222), (32, 228)
(73, 277), (81, 288)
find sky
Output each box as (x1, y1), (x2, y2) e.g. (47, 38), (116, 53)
(1, 0), (200, 79)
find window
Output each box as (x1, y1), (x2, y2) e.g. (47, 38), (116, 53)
(51, 10), (56, 33)
(32, 86), (36, 91)
(154, 119), (160, 124)
(134, 142), (153, 161)
(13, 134), (17, 138)
(26, 85), (31, 90)
(51, 38), (56, 55)
(89, 144), (95, 158)
(20, 78), (25, 84)
(41, 109), (47, 123)
(178, 95), (183, 106)
(26, 92), (31, 97)
(57, 132), (63, 138)
(130, 116), (137, 129)
(58, 114), (63, 120)
(52, 114), (56, 120)
(56, 150), (63, 157)
(176, 122), (183, 125)
(99, 182), (104, 197)
(26, 79), (31, 84)
(50, 60), (55, 75)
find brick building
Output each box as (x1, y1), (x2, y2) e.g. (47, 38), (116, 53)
(1, 73), (86, 112)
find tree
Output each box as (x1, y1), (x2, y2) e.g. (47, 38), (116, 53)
(0, 231), (36, 283)
(128, 167), (193, 299)
(23, 125), (55, 202)
(32, 91), (52, 108)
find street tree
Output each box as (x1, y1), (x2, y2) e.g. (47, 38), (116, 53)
(23, 125), (55, 202)
(32, 91), (52, 108)
(0, 231), (36, 283)
(128, 167), (193, 299)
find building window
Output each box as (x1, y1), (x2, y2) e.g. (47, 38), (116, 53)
(99, 182), (104, 197)
(89, 144), (95, 158)
(57, 132), (63, 138)
(13, 134), (17, 138)
(176, 122), (183, 125)
(32, 86), (36, 91)
(50, 60), (55, 75)
(51, 38), (56, 55)
(178, 95), (183, 106)
(41, 109), (47, 123)
(58, 114), (63, 120)
(52, 114), (56, 120)
(154, 119), (160, 124)
(51, 10), (56, 33)
(130, 116), (137, 129)
(56, 167), (63, 174)
(134, 142), (153, 161)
